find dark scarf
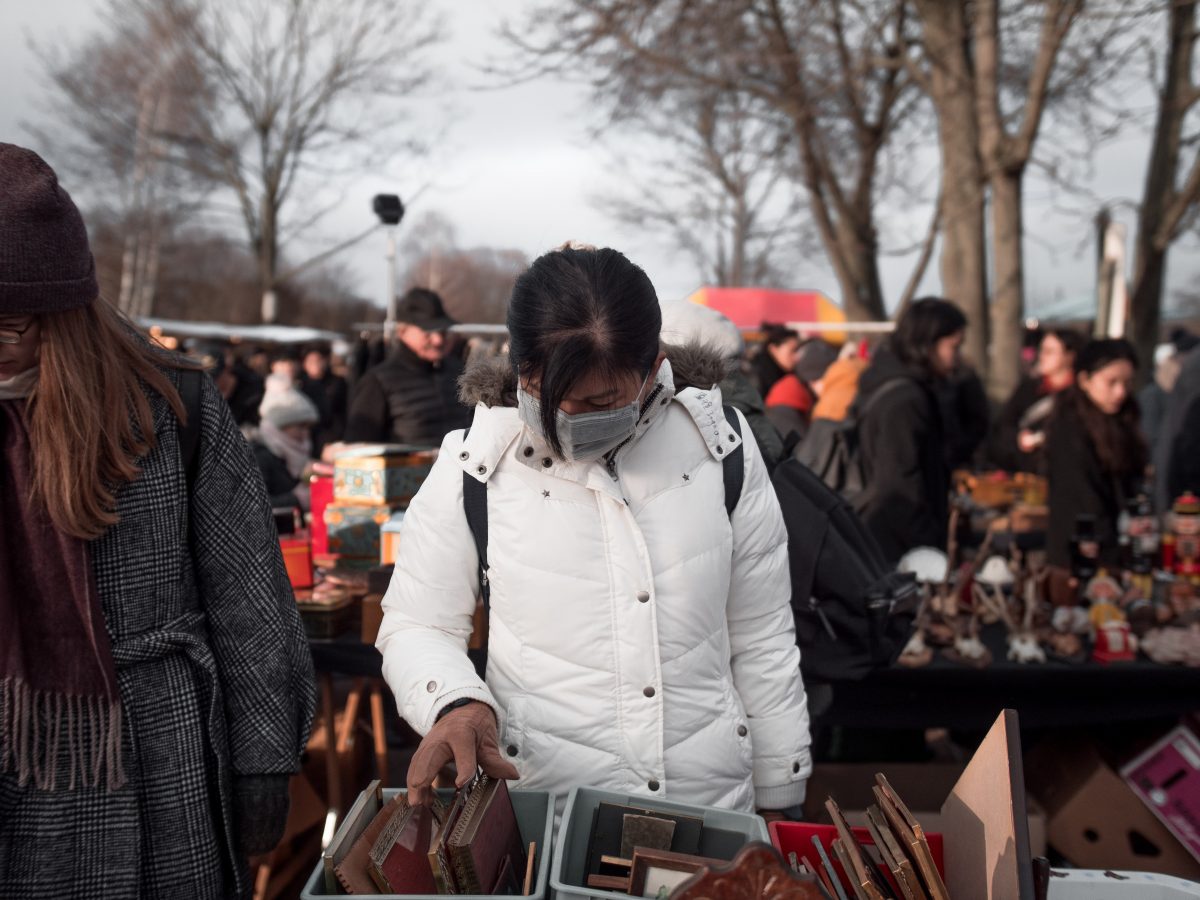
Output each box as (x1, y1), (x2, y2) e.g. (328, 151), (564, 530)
(0, 399), (126, 791)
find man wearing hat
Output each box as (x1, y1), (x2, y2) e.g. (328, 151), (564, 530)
(344, 287), (473, 446)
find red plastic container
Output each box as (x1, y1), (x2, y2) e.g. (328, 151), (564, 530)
(769, 820), (945, 897)
(309, 472), (334, 556)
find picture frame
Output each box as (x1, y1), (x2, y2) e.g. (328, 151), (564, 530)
(629, 848), (721, 899)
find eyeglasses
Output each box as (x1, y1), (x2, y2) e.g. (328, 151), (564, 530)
(0, 320), (36, 345)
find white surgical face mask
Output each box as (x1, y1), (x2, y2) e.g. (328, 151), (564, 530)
(518, 369), (652, 462)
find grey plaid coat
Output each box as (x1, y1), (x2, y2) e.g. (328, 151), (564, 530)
(0, 369), (317, 899)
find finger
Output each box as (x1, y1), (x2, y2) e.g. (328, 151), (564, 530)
(477, 745), (520, 782)
(407, 740), (454, 805)
(448, 732), (479, 787)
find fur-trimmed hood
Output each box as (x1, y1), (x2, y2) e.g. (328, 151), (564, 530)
(457, 341), (734, 408)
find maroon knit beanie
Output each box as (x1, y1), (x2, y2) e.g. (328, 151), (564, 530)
(0, 143), (98, 314)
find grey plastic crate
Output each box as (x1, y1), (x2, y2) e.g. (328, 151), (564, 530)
(300, 787), (554, 899)
(550, 786), (769, 900)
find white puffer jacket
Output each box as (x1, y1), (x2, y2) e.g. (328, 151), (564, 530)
(377, 346), (811, 813)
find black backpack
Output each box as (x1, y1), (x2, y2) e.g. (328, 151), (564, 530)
(771, 457), (918, 681)
(793, 378), (908, 511)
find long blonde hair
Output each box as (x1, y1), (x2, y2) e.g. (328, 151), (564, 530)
(28, 298), (189, 540)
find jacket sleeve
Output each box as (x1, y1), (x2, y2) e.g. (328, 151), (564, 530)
(189, 374), (316, 774)
(344, 372), (389, 443)
(376, 429), (495, 734)
(725, 409), (811, 810)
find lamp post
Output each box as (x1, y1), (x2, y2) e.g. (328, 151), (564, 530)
(372, 194), (405, 344)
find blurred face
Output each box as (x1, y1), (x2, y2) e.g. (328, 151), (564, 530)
(932, 330), (965, 377)
(303, 351), (327, 380)
(281, 424), (311, 444)
(399, 324), (447, 363)
(0, 314), (41, 379)
(271, 358), (300, 382)
(768, 337), (801, 372)
(522, 353), (665, 415)
(1038, 334), (1074, 380)
(1080, 359), (1135, 415)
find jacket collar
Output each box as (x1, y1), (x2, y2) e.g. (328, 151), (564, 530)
(456, 354), (741, 485)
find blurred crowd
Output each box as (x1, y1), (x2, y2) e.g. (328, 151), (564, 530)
(179, 286), (1200, 573)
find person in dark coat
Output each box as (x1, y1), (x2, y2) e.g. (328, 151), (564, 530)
(1156, 330), (1200, 509)
(857, 298), (967, 565)
(0, 144), (314, 900)
(749, 324), (801, 398)
(1045, 339), (1147, 568)
(988, 328), (1084, 472)
(300, 345), (348, 455)
(251, 373), (320, 511)
(344, 288), (472, 447)
(939, 363), (990, 471)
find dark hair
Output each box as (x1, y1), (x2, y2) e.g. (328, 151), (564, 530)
(507, 246), (662, 457)
(1055, 338), (1145, 476)
(763, 323), (800, 347)
(890, 297), (967, 379)
(1045, 328), (1086, 358)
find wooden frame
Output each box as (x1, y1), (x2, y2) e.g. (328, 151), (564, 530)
(629, 848), (720, 898)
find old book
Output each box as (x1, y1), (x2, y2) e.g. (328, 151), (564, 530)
(864, 805), (926, 900)
(335, 793), (409, 895)
(367, 799), (441, 894)
(323, 780), (383, 893)
(620, 813), (677, 859)
(443, 776), (527, 895)
(429, 789), (469, 894)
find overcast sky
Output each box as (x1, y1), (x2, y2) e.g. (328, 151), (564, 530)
(3, 0), (1197, 318)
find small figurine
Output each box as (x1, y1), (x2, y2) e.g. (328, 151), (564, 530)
(897, 628), (934, 668)
(1093, 619), (1138, 663)
(1168, 578), (1200, 625)
(1164, 492), (1200, 582)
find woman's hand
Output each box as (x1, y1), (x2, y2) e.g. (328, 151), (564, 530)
(406, 701), (519, 805)
(1017, 429), (1044, 453)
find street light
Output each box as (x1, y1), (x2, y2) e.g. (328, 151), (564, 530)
(373, 194), (405, 343)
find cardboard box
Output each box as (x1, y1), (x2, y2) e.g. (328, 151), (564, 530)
(1027, 737), (1200, 880)
(324, 503), (397, 560)
(802, 761), (1047, 858)
(333, 445), (436, 507)
(1123, 727), (1200, 866)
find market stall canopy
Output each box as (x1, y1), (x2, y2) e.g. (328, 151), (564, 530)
(139, 317), (345, 346)
(686, 287), (847, 341)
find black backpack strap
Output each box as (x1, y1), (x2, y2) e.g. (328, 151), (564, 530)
(722, 405), (745, 517)
(178, 368), (204, 495)
(461, 428), (491, 678)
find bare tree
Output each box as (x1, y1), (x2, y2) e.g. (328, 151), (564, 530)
(910, 0), (1137, 396)
(596, 85), (809, 288)
(1130, 0), (1200, 380)
(34, 0), (441, 324)
(503, 0), (919, 322)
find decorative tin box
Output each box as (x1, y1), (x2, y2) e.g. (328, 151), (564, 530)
(333, 445), (437, 508)
(324, 502), (397, 561)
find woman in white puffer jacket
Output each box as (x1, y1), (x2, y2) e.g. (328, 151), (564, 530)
(377, 246), (811, 816)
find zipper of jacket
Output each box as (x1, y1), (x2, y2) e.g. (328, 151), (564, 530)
(604, 383), (665, 481)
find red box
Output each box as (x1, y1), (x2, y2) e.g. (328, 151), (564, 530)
(1122, 726), (1200, 865)
(310, 473), (334, 557)
(281, 531), (313, 589)
(769, 821), (944, 897)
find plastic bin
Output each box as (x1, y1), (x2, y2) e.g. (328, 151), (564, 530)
(299, 787), (554, 899)
(769, 820), (945, 897)
(551, 787), (769, 900)
(1047, 869), (1200, 898)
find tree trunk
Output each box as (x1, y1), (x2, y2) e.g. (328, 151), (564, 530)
(915, 0), (989, 377)
(1131, 0), (1197, 382)
(988, 169), (1025, 402)
(832, 211), (887, 322)
(259, 195), (279, 324)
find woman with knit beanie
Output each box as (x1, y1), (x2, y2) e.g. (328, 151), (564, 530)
(0, 144), (315, 899)
(252, 373), (321, 511)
